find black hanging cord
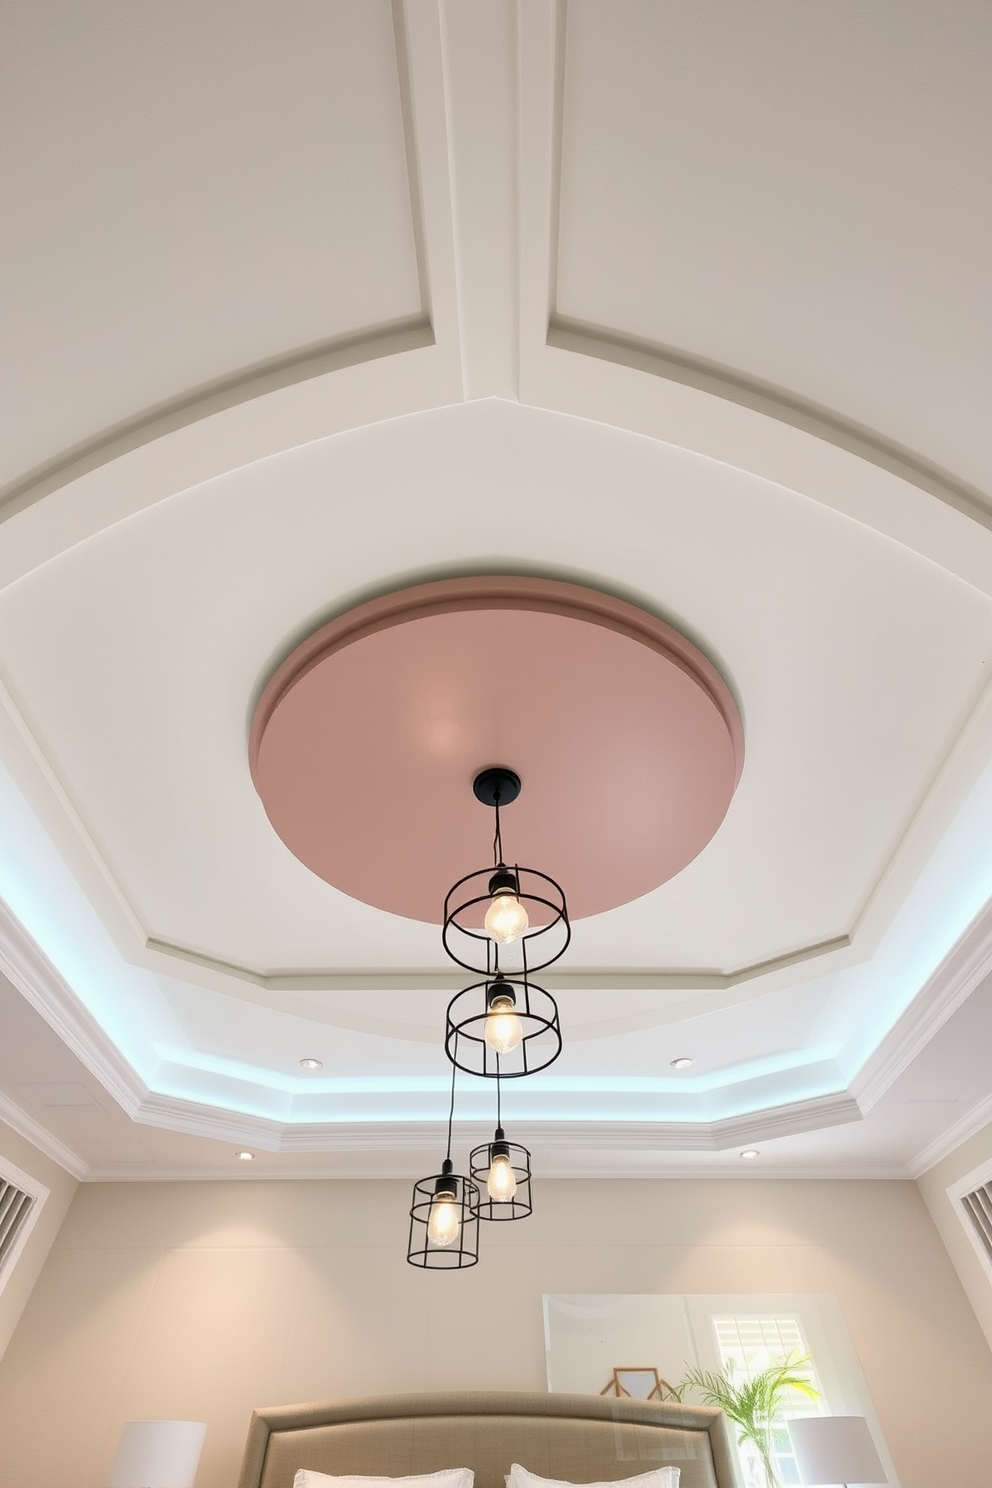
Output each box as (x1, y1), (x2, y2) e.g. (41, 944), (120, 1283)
(444, 1038), (458, 1164)
(496, 1066), (502, 1131)
(492, 787), (504, 867)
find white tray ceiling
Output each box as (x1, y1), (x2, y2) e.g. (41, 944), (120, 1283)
(0, 0), (990, 1181)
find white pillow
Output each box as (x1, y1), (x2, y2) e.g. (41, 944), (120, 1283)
(295, 1471), (474, 1488)
(507, 1466), (679, 1488)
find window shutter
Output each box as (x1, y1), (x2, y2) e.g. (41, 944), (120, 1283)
(0, 1178), (34, 1277)
(960, 1182), (992, 1265)
(712, 1314), (808, 1366)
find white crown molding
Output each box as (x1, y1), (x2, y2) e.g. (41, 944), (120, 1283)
(0, 895), (865, 1174)
(0, 895), (865, 1156)
(0, 1088), (88, 1180)
(0, 318), (433, 525)
(1, 881), (985, 1182)
(708, 1093), (862, 1145)
(909, 1090), (992, 1179)
(852, 894), (992, 1114)
(144, 932), (851, 995)
(126, 1092), (862, 1155)
(0, 898), (149, 1122)
(546, 317), (992, 538)
(82, 1156), (911, 1183)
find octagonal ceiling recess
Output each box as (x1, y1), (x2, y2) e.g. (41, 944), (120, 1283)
(250, 575), (745, 923)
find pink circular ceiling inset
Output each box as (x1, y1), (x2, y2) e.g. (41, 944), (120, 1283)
(249, 576), (744, 923)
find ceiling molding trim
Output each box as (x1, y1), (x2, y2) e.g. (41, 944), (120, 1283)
(909, 1091), (992, 1179)
(125, 1090), (861, 1153)
(542, 0), (567, 324)
(706, 1093), (862, 1147)
(0, 316), (434, 525)
(0, 899), (148, 1120)
(81, 1156), (910, 1184)
(547, 316), (992, 535)
(144, 932), (850, 994)
(390, 0), (432, 317)
(0, 668), (151, 949)
(0, 1089), (89, 1181)
(853, 895), (992, 1114)
(0, 896), (861, 1147)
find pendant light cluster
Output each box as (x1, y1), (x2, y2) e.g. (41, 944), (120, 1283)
(408, 768), (568, 1268)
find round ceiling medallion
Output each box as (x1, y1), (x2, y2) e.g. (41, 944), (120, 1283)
(249, 575), (744, 923)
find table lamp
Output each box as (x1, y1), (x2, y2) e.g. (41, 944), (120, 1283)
(106, 1420), (207, 1488)
(789, 1416), (886, 1487)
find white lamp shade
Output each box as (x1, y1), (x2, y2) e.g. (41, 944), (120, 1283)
(789, 1416), (886, 1485)
(107, 1420), (207, 1488)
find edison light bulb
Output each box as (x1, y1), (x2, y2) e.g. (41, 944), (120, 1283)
(487, 1151), (517, 1203)
(427, 1189), (460, 1247)
(484, 869), (529, 945)
(484, 889), (529, 945)
(484, 994), (523, 1055)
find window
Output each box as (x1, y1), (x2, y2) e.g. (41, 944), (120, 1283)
(960, 1180), (992, 1264)
(544, 1293), (896, 1486)
(0, 1180), (33, 1267)
(0, 1156), (48, 1298)
(710, 1314), (822, 1488)
(948, 1158), (992, 1287)
(681, 1295), (892, 1487)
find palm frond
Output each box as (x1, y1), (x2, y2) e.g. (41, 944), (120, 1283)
(669, 1353), (821, 1488)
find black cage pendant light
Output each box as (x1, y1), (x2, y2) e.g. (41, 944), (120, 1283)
(442, 768), (568, 1078)
(442, 768), (570, 978)
(407, 1052), (480, 1269)
(469, 1077), (533, 1222)
(444, 970), (561, 1078)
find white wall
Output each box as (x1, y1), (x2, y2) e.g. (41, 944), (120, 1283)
(0, 1115), (77, 1361)
(917, 1116), (992, 1352)
(0, 1177), (989, 1488)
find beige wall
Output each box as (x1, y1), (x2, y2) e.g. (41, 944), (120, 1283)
(0, 1116), (78, 1361)
(0, 1177), (989, 1488)
(917, 1116), (992, 1352)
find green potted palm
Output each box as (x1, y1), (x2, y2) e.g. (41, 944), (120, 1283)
(668, 1355), (820, 1488)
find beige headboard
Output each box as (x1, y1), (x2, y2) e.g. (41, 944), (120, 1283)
(236, 1391), (742, 1488)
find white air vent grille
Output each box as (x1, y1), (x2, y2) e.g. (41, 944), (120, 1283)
(0, 1178), (34, 1276)
(960, 1183), (992, 1265)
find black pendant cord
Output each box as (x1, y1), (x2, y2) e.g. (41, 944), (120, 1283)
(492, 788), (504, 867)
(443, 1039), (458, 1165)
(491, 787), (505, 983)
(496, 1067), (502, 1132)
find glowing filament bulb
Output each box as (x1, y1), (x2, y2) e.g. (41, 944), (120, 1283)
(485, 994), (522, 1055)
(487, 1151), (517, 1203)
(484, 871), (529, 945)
(427, 1188), (460, 1247)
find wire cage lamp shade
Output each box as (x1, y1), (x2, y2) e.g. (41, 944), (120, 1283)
(442, 862), (570, 976)
(407, 1158), (481, 1269)
(470, 1127), (533, 1221)
(407, 764), (568, 1270)
(444, 971), (561, 1078)
(407, 1051), (480, 1269)
(441, 769), (570, 978)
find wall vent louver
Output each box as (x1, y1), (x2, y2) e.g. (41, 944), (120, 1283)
(0, 1178), (34, 1277)
(960, 1182), (992, 1266)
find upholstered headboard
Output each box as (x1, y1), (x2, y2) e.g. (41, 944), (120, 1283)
(236, 1391), (742, 1488)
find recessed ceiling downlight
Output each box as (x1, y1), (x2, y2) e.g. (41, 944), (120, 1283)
(740, 1149), (760, 1161)
(236, 1150), (254, 1162)
(670, 1056), (693, 1070)
(299, 1057), (323, 1071)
